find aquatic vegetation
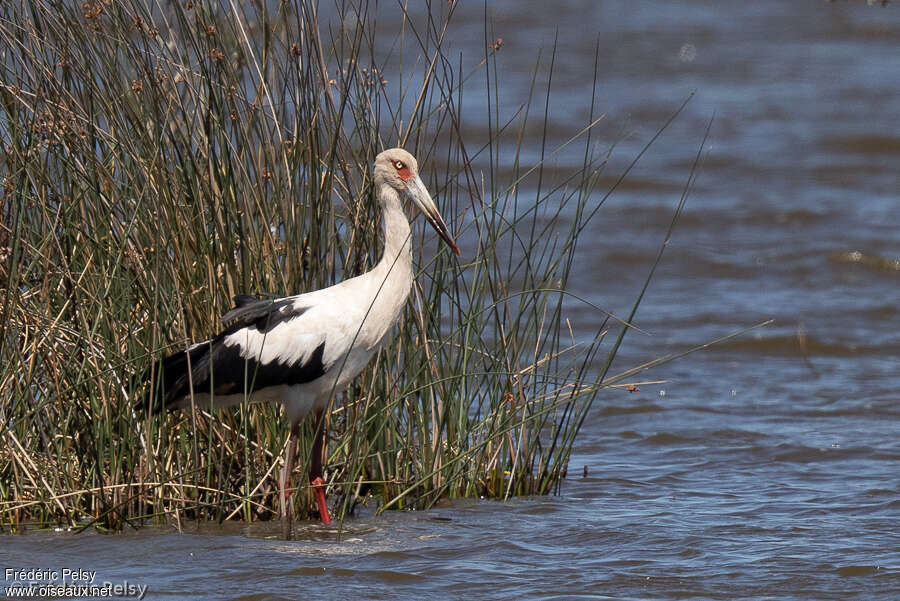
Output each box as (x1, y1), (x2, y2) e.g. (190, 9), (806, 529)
(0, 0), (699, 531)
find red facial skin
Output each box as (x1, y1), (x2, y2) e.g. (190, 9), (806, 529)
(396, 163), (412, 180)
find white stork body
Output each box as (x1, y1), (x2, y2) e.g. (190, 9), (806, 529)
(145, 149), (459, 534)
(169, 189), (414, 423)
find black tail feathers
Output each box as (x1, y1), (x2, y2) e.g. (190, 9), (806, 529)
(136, 343), (212, 414)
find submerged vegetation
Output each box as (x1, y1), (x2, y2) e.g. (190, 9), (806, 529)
(1, 0), (702, 531)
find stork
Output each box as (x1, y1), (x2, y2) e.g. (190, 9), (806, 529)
(143, 148), (459, 537)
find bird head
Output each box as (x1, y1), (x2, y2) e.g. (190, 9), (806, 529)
(374, 148), (461, 256)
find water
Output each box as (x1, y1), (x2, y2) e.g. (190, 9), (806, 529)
(4, 1), (899, 599)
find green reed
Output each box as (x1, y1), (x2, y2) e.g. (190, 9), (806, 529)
(0, 0), (699, 531)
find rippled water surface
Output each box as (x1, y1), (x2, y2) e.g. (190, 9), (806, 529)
(4, 1), (899, 599)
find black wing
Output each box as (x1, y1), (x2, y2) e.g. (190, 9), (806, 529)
(139, 295), (326, 413)
(221, 295), (307, 334)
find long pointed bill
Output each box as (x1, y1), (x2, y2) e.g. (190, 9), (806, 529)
(405, 176), (461, 256)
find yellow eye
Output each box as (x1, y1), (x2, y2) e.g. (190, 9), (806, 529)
(394, 160), (405, 170)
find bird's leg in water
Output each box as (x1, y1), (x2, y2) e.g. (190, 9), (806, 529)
(280, 421), (300, 540)
(310, 408), (331, 524)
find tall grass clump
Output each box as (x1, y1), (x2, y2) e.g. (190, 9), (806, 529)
(1, 0), (697, 531)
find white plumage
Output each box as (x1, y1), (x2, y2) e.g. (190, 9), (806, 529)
(144, 148), (459, 533)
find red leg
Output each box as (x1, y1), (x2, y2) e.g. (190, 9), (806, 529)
(310, 409), (331, 524)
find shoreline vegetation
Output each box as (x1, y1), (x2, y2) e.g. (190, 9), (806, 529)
(1, 0), (706, 532)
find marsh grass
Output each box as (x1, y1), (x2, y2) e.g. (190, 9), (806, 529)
(0, 0), (716, 531)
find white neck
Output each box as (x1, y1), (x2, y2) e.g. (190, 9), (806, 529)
(358, 184), (413, 346)
(374, 184), (413, 282)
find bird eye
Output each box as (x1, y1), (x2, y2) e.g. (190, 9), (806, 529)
(394, 160), (405, 170)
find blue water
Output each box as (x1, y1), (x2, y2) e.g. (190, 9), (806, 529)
(4, 1), (899, 599)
